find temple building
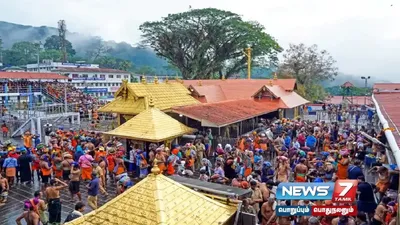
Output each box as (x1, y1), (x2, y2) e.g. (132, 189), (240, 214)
(99, 75), (308, 139)
(65, 165), (238, 225)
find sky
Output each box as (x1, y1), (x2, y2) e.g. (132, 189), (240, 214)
(0, 0), (399, 81)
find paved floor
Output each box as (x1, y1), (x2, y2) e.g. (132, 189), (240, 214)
(1, 176), (118, 225)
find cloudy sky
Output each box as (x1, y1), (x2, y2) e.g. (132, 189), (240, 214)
(1, 0), (399, 81)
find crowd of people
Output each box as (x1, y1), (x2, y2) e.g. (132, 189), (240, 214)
(0, 106), (397, 225)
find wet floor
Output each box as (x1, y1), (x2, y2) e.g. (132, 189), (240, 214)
(0, 175), (118, 225)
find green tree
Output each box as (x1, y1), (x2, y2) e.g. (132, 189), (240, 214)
(278, 43), (338, 101)
(135, 65), (155, 75)
(3, 41), (38, 66)
(278, 43), (338, 85)
(118, 60), (132, 71)
(40, 49), (62, 61)
(85, 37), (110, 62)
(139, 8), (282, 79)
(43, 35), (76, 56)
(0, 37), (3, 64)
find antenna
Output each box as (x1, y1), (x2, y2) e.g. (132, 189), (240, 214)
(58, 20), (67, 63)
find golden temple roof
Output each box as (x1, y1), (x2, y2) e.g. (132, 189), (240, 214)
(99, 79), (199, 114)
(103, 102), (196, 142)
(65, 170), (237, 225)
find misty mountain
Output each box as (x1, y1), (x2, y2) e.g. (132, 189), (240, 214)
(0, 21), (168, 73)
(321, 73), (390, 88)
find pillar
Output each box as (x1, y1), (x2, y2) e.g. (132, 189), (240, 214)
(37, 117), (42, 137)
(28, 84), (33, 110)
(4, 83), (8, 107)
(17, 96), (21, 109)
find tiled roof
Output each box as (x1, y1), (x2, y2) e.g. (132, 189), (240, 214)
(341, 81), (354, 88)
(65, 172), (236, 225)
(55, 67), (130, 73)
(98, 81), (199, 114)
(374, 93), (400, 147)
(373, 83), (400, 93)
(104, 105), (196, 142)
(252, 85), (309, 108)
(172, 98), (281, 127)
(325, 96), (373, 105)
(0, 72), (67, 80)
(183, 79), (297, 91)
(189, 85), (227, 103)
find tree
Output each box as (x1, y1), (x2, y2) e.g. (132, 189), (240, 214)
(93, 56), (133, 71)
(40, 49), (62, 61)
(135, 65), (155, 75)
(0, 37), (3, 63)
(44, 35), (76, 57)
(139, 8), (281, 79)
(278, 43), (338, 85)
(3, 41), (39, 66)
(85, 37), (111, 62)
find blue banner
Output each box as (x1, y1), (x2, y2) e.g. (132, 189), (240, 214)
(276, 182), (335, 200)
(276, 206), (312, 216)
(83, 88), (108, 93)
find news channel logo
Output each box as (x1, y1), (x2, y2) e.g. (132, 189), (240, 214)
(276, 180), (358, 202)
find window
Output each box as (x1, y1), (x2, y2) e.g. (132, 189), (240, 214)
(116, 75), (121, 79)
(124, 75), (129, 79)
(100, 74), (105, 79)
(93, 74), (98, 78)
(95, 83), (98, 86)
(72, 74), (79, 78)
(108, 75), (114, 78)
(82, 74), (88, 78)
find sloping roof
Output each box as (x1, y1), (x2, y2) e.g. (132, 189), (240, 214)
(99, 81), (199, 114)
(341, 81), (354, 88)
(55, 67), (130, 74)
(0, 72), (67, 80)
(65, 169), (236, 225)
(104, 105), (196, 142)
(252, 85), (309, 108)
(172, 99), (281, 127)
(374, 93), (400, 147)
(373, 83), (400, 93)
(183, 79), (296, 91)
(325, 96), (373, 105)
(189, 85), (227, 103)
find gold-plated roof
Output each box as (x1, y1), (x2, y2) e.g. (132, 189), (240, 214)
(65, 173), (236, 225)
(103, 106), (196, 142)
(99, 81), (199, 114)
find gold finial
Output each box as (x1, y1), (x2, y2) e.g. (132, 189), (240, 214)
(141, 76), (147, 84)
(154, 76), (159, 84)
(273, 72), (278, 80)
(222, 74), (225, 80)
(175, 75), (179, 81)
(269, 80), (273, 86)
(198, 80), (202, 86)
(148, 96), (154, 108)
(165, 76), (169, 83)
(151, 159), (161, 175)
(122, 79), (128, 85)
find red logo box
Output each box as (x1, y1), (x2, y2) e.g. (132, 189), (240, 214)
(332, 180), (358, 203)
(312, 205), (358, 216)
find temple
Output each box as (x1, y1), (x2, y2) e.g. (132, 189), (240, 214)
(65, 166), (238, 225)
(99, 75), (308, 139)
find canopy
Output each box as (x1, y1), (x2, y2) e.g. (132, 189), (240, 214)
(104, 100), (196, 142)
(65, 167), (237, 225)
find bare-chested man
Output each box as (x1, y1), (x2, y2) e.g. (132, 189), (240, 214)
(372, 196), (390, 225)
(45, 178), (68, 225)
(294, 158), (308, 182)
(16, 206), (40, 225)
(69, 164), (82, 201)
(261, 197), (276, 225)
(296, 200), (315, 225)
(0, 173), (9, 204)
(61, 153), (74, 181)
(276, 157), (290, 182)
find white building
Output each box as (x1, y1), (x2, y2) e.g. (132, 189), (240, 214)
(26, 61), (99, 73)
(54, 67), (130, 98)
